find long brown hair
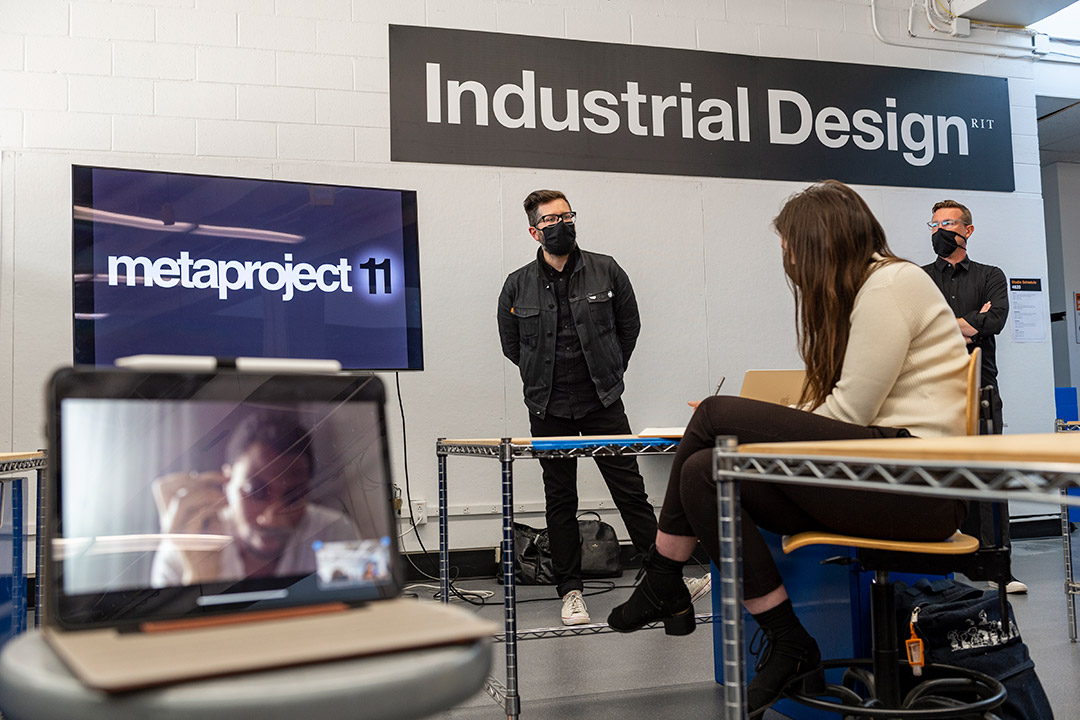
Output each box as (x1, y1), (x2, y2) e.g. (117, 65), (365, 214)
(773, 180), (902, 409)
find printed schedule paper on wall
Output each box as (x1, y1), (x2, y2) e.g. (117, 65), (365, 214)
(1010, 278), (1047, 343)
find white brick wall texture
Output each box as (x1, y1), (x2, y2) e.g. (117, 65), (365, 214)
(787, 0), (846, 32)
(427, 0), (498, 32)
(631, 14), (697, 50)
(238, 85), (315, 124)
(760, 24), (819, 61)
(697, 20), (760, 55)
(155, 80), (236, 120)
(348, 0), (424, 27)
(25, 36), (112, 75)
(818, 30), (876, 65)
(203, 0), (274, 14)
(0, 109), (20, 147)
(353, 125), (389, 163)
(196, 118), (275, 158)
(69, 76), (154, 115)
(0, 70), (67, 112)
(277, 122), (353, 161)
(196, 46), (276, 85)
(238, 13), (317, 53)
(726, 0), (786, 27)
(0, 0), (69, 37)
(0, 34), (24, 71)
(114, 41), (197, 80)
(315, 89), (387, 127)
(23, 110), (111, 150)
(494, 2), (565, 37)
(565, 8), (630, 44)
(277, 51), (352, 90)
(351, 56), (388, 93)
(70, 2), (156, 42)
(112, 114), (195, 154)
(276, 0), (351, 22)
(156, 8), (238, 47)
(315, 20), (386, 57)
(112, 0), (196, 8)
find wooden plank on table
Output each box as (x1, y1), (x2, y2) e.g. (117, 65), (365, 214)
(0, 451), (45, 462)
(737, 433), (1080, 465)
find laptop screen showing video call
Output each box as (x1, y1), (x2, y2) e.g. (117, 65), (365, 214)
(50, 371), (401, 628)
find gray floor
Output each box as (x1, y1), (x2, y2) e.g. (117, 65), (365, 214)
(424, 535), (1080, 720)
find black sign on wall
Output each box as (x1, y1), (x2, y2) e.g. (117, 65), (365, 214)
(389, 25), (1015, 192)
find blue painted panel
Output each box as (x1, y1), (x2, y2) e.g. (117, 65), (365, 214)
(529, 437), (673, 450)
(711, 532), (856, 720)
(0, 478), (26, 649)
(1055, 387), (1078, 423)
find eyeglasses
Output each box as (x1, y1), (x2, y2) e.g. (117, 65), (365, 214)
(927, 219), (968, 229)
(535, 211), (576, 227)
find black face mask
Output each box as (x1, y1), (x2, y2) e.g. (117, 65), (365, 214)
(931, 228), (964, 258)
(541, 221), (577, 256)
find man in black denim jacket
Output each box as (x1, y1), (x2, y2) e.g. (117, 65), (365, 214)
(497, 189), (658, 626)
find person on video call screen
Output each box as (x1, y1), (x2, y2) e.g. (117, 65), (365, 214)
(150, 410), (360, 587)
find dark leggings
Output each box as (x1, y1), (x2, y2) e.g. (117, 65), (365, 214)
(657, 396), (968, 600)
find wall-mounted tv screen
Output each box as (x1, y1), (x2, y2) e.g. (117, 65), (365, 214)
(72, 166), (423, 370)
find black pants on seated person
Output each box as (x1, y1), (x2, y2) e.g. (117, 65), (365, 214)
(657, 396), (969, 600)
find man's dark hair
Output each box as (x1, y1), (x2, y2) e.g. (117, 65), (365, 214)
(931, 199), (972, 225)
(523, 189), (570, 227)
(225, 409), (315, 475)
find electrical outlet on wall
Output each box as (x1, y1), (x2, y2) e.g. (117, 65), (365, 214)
(410, 499), (427, 525)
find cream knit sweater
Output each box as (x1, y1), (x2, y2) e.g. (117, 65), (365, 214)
(812, 256), (969, 439)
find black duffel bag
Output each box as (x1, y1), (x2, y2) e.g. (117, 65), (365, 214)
(894, 577), (1053, 720)
(498, 513), (622, 585)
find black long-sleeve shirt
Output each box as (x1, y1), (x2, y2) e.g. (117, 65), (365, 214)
(921, 256), (1009, 390)
(542, 249), (604, 419)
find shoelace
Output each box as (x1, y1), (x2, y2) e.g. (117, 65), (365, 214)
(749, 626), (814, 673)
(565, 593), (587, 615)
(749, 626), (773, 672)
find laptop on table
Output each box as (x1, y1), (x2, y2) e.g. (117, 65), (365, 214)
(42, 367), (494, 692)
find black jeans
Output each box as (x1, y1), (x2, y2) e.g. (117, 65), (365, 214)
(529, 399), (658, 597)
(657, 396), (968, 600)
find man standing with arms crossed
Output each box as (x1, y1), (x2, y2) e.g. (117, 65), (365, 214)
(922, 199), (1025, 593)
(498, 190), (708, 625)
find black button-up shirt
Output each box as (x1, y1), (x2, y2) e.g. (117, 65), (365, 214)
(922, 256), (1009, 389)
(541, 249), (603, 419)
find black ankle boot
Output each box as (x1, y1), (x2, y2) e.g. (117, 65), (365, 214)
(607, 546), (694, 635)
(747, 599), (825, 718)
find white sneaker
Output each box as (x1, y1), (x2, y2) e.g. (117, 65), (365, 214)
(988, 579), (1028, 594)
(561, 590), (590, 626)
(684, 574), (712, 603)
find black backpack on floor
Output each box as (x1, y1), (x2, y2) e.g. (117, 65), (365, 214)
(894, 578), (1053, 720)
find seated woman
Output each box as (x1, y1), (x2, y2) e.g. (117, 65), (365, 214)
(607, 180), (970, 717)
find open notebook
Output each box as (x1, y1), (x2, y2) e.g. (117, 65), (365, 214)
(42, 367), (494, 692)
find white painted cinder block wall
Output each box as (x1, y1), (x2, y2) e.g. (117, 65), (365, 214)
(0, 0), (1067, 551)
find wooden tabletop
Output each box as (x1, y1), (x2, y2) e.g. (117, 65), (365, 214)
(0, 452), (45, 462)
(737, 433), (1080, 465)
